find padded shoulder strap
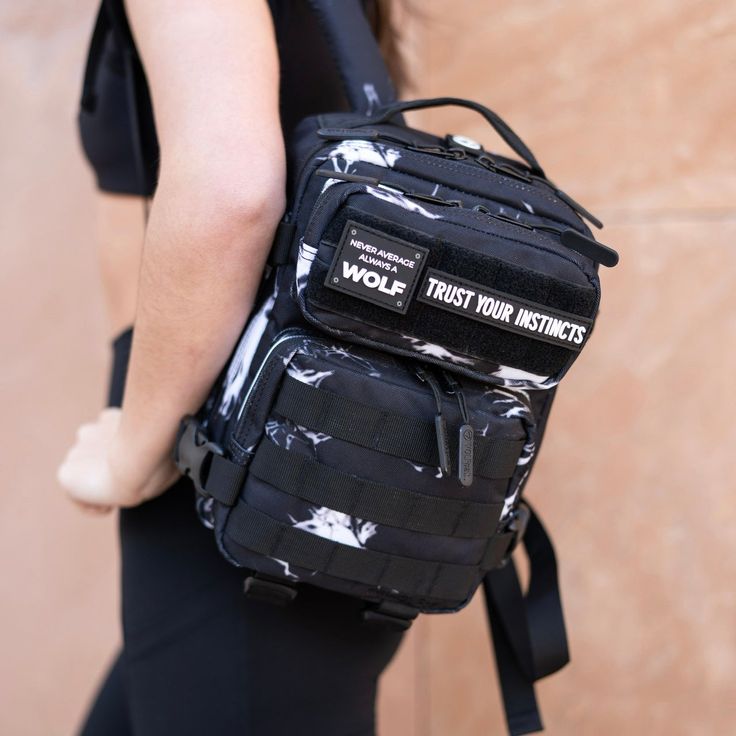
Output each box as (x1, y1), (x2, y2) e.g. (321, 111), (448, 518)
(307, 0), (398, 114)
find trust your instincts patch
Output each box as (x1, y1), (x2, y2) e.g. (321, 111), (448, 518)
(417, 269), (593, 351)
(326, 221), (429, 314)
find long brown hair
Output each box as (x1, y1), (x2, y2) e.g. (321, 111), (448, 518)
(367, 0), (409, 94)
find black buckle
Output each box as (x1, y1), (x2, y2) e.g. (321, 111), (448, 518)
(243, 574), (298, 606)
(174, 416), (223, 496)
(503, 502), (531, 561)
(362, 600), (419, 631)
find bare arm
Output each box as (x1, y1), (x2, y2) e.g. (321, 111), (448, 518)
(59, 0), (285, 508)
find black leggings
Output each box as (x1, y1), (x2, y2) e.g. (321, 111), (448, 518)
(78, 329), (405, 736)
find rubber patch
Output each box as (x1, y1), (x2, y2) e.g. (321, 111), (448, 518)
(325, 220), (428, 314)
(417, 269), (593, 351)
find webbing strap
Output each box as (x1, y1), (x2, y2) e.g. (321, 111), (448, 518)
(251, 439), (504, 538)
(267, 220), (297, 267)
(307, 0), (398, 115)
(482, 505), (570, 736)
(205, 454), (246, 506)
(274, 376), (524, 479)
(226, 502), (498, 602)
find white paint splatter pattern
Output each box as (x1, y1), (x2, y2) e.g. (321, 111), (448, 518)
(404, 460), (443, 479)
(270, 557), (299, 580)
(492, 364), (556, 390)
(299, 342), (382, 378)
(400, 335), (475, 365)
(364, 185), (442, 220)
(362, 82), (381, 115)
(286, 364), (333, 387)
(195, 496), (215, 530)
(218, 282), (278, 417)
(296, 240), (318, 298)
(326, 140), (401, 173)
(265, 419), (333, 452)
(500, 471), (528, 521)
(290, 507), (377, 549)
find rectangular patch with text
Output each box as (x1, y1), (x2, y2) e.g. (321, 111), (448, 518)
(416, 269), (593, 351)
(325, 221), (429, 314)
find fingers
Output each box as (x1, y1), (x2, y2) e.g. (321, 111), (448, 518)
(71, 498), (113, 516)
(59, 458), (113, 515)
(57, 414), (118, 507)
(76, 422), (96, 442)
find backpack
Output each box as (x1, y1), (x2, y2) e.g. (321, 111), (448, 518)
(173, 2), (619, 733)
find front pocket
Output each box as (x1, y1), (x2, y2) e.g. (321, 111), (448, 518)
(216, 330), (536, 611)
(296, 184), (600, 390)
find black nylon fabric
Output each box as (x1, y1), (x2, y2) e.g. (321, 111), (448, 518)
(297, 184), (599, 381)
(250, 438), (506, 538)
(272, 373), (525, 478)
(189, 83), (596, 725)
(205, 334), (532, 610)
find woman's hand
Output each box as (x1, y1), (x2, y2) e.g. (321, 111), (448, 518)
(57, 408), (180, 513)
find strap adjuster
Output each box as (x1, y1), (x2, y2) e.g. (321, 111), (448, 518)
(243, 573), (298, 606)
(174, 416), (223, 496)
(362, 600), (419, 631)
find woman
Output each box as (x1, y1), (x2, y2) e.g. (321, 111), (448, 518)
(58, 1), (406, 734)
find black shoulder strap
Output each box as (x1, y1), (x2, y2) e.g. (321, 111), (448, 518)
(483, 504), (570, 735)
(307, 0), (398, 114)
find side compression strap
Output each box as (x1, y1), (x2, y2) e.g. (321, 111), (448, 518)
(307, 0), (398, 115)
(274, 375), (524, 479)
(251, 438), (505, 538)
(226, 502), (515, 602)
(482, 506), (570, 736)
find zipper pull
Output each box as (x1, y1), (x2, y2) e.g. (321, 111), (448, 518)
(443, 372), (475, 487)
(416, 367), (451, 476)
(560, 228), (619, 268)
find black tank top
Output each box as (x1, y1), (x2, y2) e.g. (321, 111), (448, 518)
(78, 0), (361, 196)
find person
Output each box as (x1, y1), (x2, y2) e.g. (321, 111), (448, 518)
(58, 2), (406, 734)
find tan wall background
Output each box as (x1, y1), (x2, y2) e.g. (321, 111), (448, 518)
(1, 1), (734, 734)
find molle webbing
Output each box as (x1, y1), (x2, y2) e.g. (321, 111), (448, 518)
(273, 375), (525, 478)
(251, 438), (505, 538)
(226, 501), (515, 602)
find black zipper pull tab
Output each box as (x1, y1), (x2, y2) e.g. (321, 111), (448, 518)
(560, 228), (619, 268)
(416, 367), (451, 476)
(443, 372), (475, 487)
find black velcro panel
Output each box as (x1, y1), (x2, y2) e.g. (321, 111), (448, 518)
(251, 438), (504, 538)
(225, 502), (495, 602)
(306, 207), (598, 376)
(274, 375), (524, 479)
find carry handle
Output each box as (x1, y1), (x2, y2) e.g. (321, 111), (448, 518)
(307, 0), (398, 115)
(368, 97), (545, 177)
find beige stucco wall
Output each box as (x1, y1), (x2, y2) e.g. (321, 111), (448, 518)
(1, 2), (734, 734)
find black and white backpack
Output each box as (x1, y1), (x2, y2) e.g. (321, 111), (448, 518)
(174, 2), (618, 733)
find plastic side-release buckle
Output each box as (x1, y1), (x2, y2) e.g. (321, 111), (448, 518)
(243, 573), (298, 606)
(174, 416), (223, 496)
(362, 600), (419, 631)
